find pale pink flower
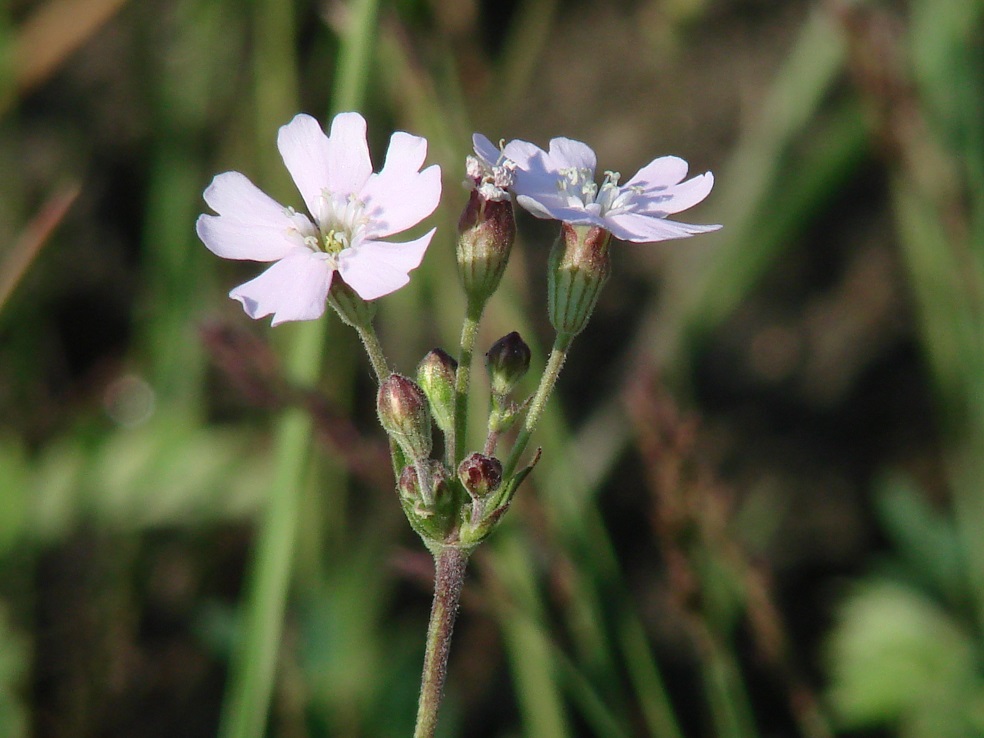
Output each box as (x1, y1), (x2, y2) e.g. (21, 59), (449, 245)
(196, 112), (442, 325)
(502, 136), (720, 242)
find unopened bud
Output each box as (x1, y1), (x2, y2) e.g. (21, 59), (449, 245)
(377, 374), (432, 461)
(547, 223), (612, 336)
(398, 461), (459, 541)
(417, 349), (458, 433)
(398, 460), (451, 505)
(486, 332), (531, 397)
(457, 453), (503, 499)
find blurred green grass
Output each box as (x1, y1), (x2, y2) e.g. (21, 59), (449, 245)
(1, 0), (983, 736)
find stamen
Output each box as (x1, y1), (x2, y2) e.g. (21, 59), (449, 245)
(309, 188), (369, 254)
(322, 229), (350, 255)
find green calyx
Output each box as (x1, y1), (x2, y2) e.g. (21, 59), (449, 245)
(417, 349), (458, 434)
(547, 223), (613, 336)
(456, 193), (517, 305)
(327, 278), (377, 329)
(398, 460), (462, 543)
(377, 374), (432, 462)
(395, 450), (540, 550)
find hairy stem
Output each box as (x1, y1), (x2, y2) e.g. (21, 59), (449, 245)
(449, 298), (485, 466)
(414, 546), (470, 738)
(503, 331), (574, 478)
(356, 323), (391, 383)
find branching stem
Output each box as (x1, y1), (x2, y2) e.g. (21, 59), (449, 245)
(503, 331), (574, 479)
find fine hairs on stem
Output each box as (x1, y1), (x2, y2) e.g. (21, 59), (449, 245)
(449, 298), (485, 467)
(414, 546), (469, 738)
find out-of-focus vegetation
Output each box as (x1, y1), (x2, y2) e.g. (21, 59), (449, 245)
(1, 0), (983, 736)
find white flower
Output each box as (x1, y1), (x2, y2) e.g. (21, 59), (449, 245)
(465, 134), (515, 202)
(196, 112), (442, 325)
(502, 136), (720, 242)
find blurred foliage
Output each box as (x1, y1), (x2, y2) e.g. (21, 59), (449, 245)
(1, 0), (984, 736)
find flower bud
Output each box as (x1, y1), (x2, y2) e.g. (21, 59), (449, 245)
(457, 155), (517, 306)
(485, 332), (531, 397)
(377, 374), (432, 461)
(398, 459), (451, 506)
(398, 460), (460, 542)
(547, 223), (612, 336)
(457, 453), (503, 499)
(417, 349), (458, 434)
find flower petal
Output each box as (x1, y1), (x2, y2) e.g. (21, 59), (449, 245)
(277, 114), (334, 219)
(360, 132), (442, 238)
(502, 139), (559, 189)
(604, 212), (721, 243)
(383, 131), (428, 174)
(501, 139), (545, 171)
(229, 248), (333, 325)
(515, 194), (597, 225)
(337, 229), (434, 301)
(197, 171), (312, 261)
(546, 137), (597, 173)
(623, 156), (689, 191)
(503, 139), (575, 218)
(473, 133), (501, 166)
(638, 173), (716, 215)
(325, 111), (373, 195)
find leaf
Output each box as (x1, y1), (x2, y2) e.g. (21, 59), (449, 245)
(827, 579), (984, 736)
(873, 472), (965, 603)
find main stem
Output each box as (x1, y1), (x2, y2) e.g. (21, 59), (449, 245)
(415, 546), (470, 738)
(449, 298), (485, 467)
(503, 331), (575, 478)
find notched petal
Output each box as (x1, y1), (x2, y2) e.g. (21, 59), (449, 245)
(381, 131), (428, 175)
(362, 164), (442, 239)
(325, 111), (373, 195)
(277, 114), (333, 219)
(547, 137), (597, 173)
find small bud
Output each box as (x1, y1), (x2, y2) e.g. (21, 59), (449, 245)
(485, 332), (531, 397)
(457, 453), (503, 499)
(417, 349), (458, 433)
(398, 461), (459, 542)
(457, 154), (517, 306)
(399, 460), (451, 506)
(377, 374), (432, 461)
(547, 223), (613, 337)
(327, 279), (377, 328)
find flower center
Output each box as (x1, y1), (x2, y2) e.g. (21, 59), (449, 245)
(299, 190), (371, 261)
(557, 168), (641, 215)
(321, 228), (349, 254)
